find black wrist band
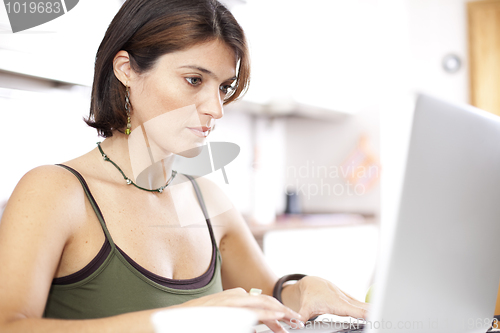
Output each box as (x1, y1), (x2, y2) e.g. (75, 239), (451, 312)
(272, 274), (307, 303)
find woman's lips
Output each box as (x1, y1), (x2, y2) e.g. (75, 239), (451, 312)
(187, 127), (210, 138)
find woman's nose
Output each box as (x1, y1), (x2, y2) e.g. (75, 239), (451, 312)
(198, 90), (224, 120)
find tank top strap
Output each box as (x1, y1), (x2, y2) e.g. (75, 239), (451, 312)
(182, 174), (217, 248)
(55, 164), (116, 249)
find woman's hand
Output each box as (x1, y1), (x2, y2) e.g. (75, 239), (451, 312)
(282, 276), (369, 322)
(177, 288), (305, 333)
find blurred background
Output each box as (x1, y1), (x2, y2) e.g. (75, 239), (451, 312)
(1, 0), (499, 302)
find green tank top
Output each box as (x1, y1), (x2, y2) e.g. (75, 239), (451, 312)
(43, 164), (223, 319)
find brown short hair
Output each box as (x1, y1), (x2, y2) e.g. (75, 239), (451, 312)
(85, 0), (250, 138)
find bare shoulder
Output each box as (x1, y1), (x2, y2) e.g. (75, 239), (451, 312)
(9, 164), (86, 203)
(2, 164), (88, 235)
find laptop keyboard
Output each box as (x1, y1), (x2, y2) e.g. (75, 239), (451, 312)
(327, 324), (365, 332)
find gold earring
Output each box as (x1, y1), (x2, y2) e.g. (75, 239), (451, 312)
(125, 85), (132, 135)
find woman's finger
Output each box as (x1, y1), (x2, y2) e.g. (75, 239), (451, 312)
(325, 291), (369, 319)
(340, 294), (370, 318)
(298, 304), (320, 323)
(350, 304), (368, 320)
(233, 293), (303, 322)
(282, 316), (306, 329)
(331, 302), (368, 320)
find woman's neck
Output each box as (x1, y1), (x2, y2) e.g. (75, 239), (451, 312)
(100, 131), (176, 191)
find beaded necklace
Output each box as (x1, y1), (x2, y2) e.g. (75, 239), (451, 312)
(97, 142), (177, 193)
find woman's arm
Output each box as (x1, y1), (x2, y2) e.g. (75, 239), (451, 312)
(217, 205), (278, 295)
(0, 166), (81, 327)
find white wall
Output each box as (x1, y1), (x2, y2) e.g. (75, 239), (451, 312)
(380, 0), (473, 242)
(0, 74), (98, 205)
(232, 0), (380, 113)
(406, 0), (470, 104)
(0, 0), (122, 85)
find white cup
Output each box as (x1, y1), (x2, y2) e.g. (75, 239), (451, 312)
(151, 306), (258, 333)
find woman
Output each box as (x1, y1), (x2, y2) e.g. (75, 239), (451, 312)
(0, 0), (369, 332)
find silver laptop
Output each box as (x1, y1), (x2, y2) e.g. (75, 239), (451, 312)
(259, 94), (500, 333)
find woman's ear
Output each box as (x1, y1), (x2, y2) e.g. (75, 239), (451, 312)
(113, 50), (132, 86)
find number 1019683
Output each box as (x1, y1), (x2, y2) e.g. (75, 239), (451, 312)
(5, 2), (62, 14)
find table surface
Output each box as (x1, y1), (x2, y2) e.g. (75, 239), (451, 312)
(245, 213), (377, 250)
(247, 213), (376, 235)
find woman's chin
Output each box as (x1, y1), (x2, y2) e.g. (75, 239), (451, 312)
(175, 143), (206, 158)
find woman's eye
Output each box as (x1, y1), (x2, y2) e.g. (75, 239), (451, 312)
(186, 77), (202, 86)
(220, 84), (234, 95)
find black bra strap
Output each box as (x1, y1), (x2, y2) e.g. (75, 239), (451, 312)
(55, 164), (116, 249)
(183, 174), (217, 249)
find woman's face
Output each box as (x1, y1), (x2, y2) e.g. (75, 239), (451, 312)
(124, 39), (237, 156)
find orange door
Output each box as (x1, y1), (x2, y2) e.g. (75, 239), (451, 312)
(496, 282), (500, 316)
(468, 0), (500, 116)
